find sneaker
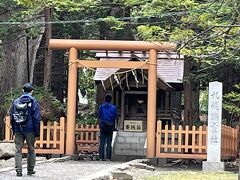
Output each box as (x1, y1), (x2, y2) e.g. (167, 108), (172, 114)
(27, 170), (36, 176)
(106, 159), (111, 162)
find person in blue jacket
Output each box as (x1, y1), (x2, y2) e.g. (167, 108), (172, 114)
(98, 94), (117, 161)
(10, 83), (40, 177)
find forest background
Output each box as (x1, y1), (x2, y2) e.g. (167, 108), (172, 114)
(0, 0), (240, 139)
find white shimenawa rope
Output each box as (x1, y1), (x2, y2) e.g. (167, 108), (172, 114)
(141, 69), (144, 84)
(101, 81), (106, 91)
(126, 73), (130, 90)
(114, 74), (122, 90)
(132, 70), (139, 88)
(109, 76), (113, 91)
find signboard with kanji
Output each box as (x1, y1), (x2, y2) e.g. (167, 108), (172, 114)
(124, 120), (143, 132)
(207, 81), (222, 162)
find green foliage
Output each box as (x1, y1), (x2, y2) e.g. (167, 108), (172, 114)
(169, 28), (195, 42)
(103, 16), (127, 30)
(2, 86), (65, 121)
(78, 69), (96, 104)
(77, 112), (97, 125)
(14, 0), (100, 13)
(125, 0), (240, 91)
(77, 69), (97, 124)
(199, 90), (208, 113)
(223, 83), (240, 121)
(0, 0), (100, 41)
(137, 25), (168, 41)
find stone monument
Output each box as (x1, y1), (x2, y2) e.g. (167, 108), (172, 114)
(202, 81), (225, 171)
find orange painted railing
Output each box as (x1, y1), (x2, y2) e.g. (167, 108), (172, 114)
(75, 124), (100, 153)
(156, 120), (207, 159)
(4, 116), (65, 154)
(156, 120), (238, 160)
(221, 125), (238, 159)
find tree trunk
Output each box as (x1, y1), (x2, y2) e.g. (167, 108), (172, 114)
(183, 57), (199, 127)
(0, 31), (28, 139)
(28, 29), (44, 83)
(43, 7), (52, 90)
(0, 31), (43, 139)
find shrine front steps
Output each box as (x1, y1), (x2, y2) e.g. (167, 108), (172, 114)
(112, 131), (147, 161)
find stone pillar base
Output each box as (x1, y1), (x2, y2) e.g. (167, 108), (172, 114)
(202, 161), (225, 172)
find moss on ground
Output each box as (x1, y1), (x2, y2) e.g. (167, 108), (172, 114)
(145, 171), (237, 180)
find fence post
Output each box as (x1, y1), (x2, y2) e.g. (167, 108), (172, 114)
(39, 121), (44, 148)
(185, 125), (189, 153)
(4, 116), (11, 141)
(237, 125), (239, 156)
(60, 117), (65, 154)
(156, 121), (161, 156)
(178, 125), (182, 153)
(192, 126), (196, 153)
(171, 125), (175, 152)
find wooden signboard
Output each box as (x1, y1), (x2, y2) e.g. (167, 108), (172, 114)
(124, 120), (143, 132)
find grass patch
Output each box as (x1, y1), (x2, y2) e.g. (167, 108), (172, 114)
(145, 171), (237, 180)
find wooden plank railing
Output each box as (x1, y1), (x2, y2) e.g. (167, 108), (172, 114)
(4, 116), (65, 154)
(156, 120), (238, 160)
(156, 120), (207, 159)
(75, 124), (100, 153)
(221, 125), (238, 159)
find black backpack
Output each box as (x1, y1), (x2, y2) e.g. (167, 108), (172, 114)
(13, 100), (32, 126)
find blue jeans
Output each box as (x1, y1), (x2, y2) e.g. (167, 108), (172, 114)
(99, 128), (113, 160)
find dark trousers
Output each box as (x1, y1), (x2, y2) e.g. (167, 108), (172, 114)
(15, 132), (35, 172)
(99, 129), (113, 160)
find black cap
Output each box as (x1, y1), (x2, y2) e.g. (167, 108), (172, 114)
(23, 83), (33, 93)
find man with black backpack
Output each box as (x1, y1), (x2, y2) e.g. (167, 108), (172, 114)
(10, 83), (40, 177)
(98, 94), (117, 161)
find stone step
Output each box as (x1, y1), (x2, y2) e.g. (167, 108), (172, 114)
(115, 143), (144, 150)
(117, 131), (147, 138)
(114, 148), (145, 156)
(116, 136), (146, 144)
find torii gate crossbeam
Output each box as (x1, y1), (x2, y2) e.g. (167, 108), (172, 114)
(49, 39), (176, 158)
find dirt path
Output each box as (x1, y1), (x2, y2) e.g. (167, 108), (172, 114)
(0, 160), (123, 180)
(0, 158), (238, 180)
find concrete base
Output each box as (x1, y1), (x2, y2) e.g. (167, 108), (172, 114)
(148, 158), (167, 166)
(202, 161), (225, 172)
(158, 158), (167, 166)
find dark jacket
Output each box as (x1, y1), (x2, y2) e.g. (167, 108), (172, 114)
(10, 93), (40, 136)
(98, 102), (117, 129)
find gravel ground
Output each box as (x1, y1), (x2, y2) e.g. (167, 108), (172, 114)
(0, 158), (238, 180)
(0, 160), (123, 180)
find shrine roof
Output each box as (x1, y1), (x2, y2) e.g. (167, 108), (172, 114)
(93, 51), (184, 84)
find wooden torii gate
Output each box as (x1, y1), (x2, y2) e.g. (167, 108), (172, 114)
(49, 39), (176, 157)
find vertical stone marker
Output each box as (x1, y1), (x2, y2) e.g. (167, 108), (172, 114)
(203, 81), (225, 171)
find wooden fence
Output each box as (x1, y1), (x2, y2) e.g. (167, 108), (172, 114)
(5, 116), (238, 158)
(4, 116), (65, 154)
(221, 125), (238, 159)
(75, 124), (100, 153)
(156, 120), (238, 159)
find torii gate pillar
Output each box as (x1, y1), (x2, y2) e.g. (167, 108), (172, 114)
(66, 48), (78, 155)
(147, 49), (157, 158)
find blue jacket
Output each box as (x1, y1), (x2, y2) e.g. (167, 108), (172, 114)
(98, 102), (117, 128)
(10, 93), (40, 136)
